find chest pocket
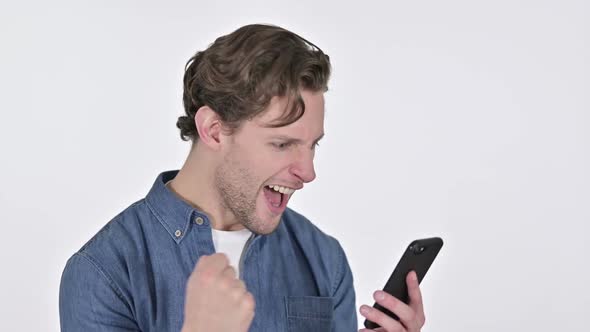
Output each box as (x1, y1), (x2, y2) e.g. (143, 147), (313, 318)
(286, 296), (334, 332)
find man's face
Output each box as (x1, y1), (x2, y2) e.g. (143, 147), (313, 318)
(214, 89), (325, 235)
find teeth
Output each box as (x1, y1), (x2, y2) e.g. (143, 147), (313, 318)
(268, 185), (295, 195)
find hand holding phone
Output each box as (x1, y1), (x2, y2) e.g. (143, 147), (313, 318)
(363, 237), (443, 330)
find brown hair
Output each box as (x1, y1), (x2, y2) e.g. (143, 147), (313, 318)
(177, 24), (331, 142)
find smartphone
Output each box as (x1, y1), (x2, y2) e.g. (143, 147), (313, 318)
(364, 237), (443, 329)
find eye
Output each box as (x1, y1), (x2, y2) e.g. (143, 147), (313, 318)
(272, 142), (292, 150)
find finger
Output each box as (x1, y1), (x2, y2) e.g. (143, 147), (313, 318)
(406, 271), (425, 326)
(231, 278), (247, 290)
(197, 253), (230, 274)
(241, 291), (256, 313)
(210, 253), (231, 268)
(228, 279), (249, 303)
(359, 305), (405, 332)
(372, 291), (418, 331)
(221, 265), (238, 279)
(227, 278), (248, 298)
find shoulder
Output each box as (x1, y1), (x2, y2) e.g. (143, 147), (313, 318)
(280, 208), (339, 245)
(60, 199), (152, 311)
(78, 199), (148, 256)
(63, 199), (151, 288)
(279, 208), (347, 267)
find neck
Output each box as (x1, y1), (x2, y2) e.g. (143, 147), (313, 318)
(167, 145), (245, 231)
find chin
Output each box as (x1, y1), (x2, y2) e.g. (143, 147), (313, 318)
(248, 211), (283, 235)
(249, 190), (286, 235)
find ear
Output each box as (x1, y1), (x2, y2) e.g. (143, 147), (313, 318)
(194, 106), (224, 151)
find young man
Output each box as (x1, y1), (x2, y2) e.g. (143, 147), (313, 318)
(59, 24), (426, 332)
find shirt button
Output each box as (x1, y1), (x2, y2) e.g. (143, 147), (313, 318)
(174, 230), (182, 237)
(194, 217), (204, 225)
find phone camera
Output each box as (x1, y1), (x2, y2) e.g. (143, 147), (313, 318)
(410, 245), (426, 254)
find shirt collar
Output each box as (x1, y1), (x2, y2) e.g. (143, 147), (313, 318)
(145, 170), (210, 244)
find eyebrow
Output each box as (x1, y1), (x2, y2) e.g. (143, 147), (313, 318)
(270, 133), (325, 146)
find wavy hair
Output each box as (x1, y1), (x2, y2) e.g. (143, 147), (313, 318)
(176, 24), (331, 142)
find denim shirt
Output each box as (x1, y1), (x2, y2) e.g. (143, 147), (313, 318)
(59, 171), (357, 331)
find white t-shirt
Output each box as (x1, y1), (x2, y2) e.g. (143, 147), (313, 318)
(211, 228), (252, 278)
(164, 181), (252, 276)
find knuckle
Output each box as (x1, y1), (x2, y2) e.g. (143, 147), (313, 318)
(194, 255), (208, 270)
(419, 314), (426, 327)
(234, 279), (246, 290)
(197, 255), (215, 265)
(220, 274), (238, 290)
(384, 296), (398, 311)
(198, 268), (217, 285)
(366, 307), (379, 319)
(227, 285), (244, 302)
(215, 253), (230, 265)
(199, 254), (210, 262)
(384, 321), (404, 332)
(225, 266), (237, 277)
(242, 292), (256, 311)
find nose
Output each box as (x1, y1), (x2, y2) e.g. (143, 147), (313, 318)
(290, 150), (316, 183)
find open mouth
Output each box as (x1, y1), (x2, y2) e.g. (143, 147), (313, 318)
(263, 184), (295, 213)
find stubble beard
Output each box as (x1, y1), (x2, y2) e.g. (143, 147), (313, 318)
(214, 157), (281, 235)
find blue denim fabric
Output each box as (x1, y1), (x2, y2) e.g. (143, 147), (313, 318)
(59, 170), (357, 331)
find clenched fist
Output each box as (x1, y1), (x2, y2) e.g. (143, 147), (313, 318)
(181, 253), (255, 332)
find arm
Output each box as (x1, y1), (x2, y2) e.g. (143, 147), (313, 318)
(59, 253), (140, 332)
(331, 242), (358, 332)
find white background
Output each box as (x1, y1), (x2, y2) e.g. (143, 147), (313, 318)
(0, 0), (588, 331)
